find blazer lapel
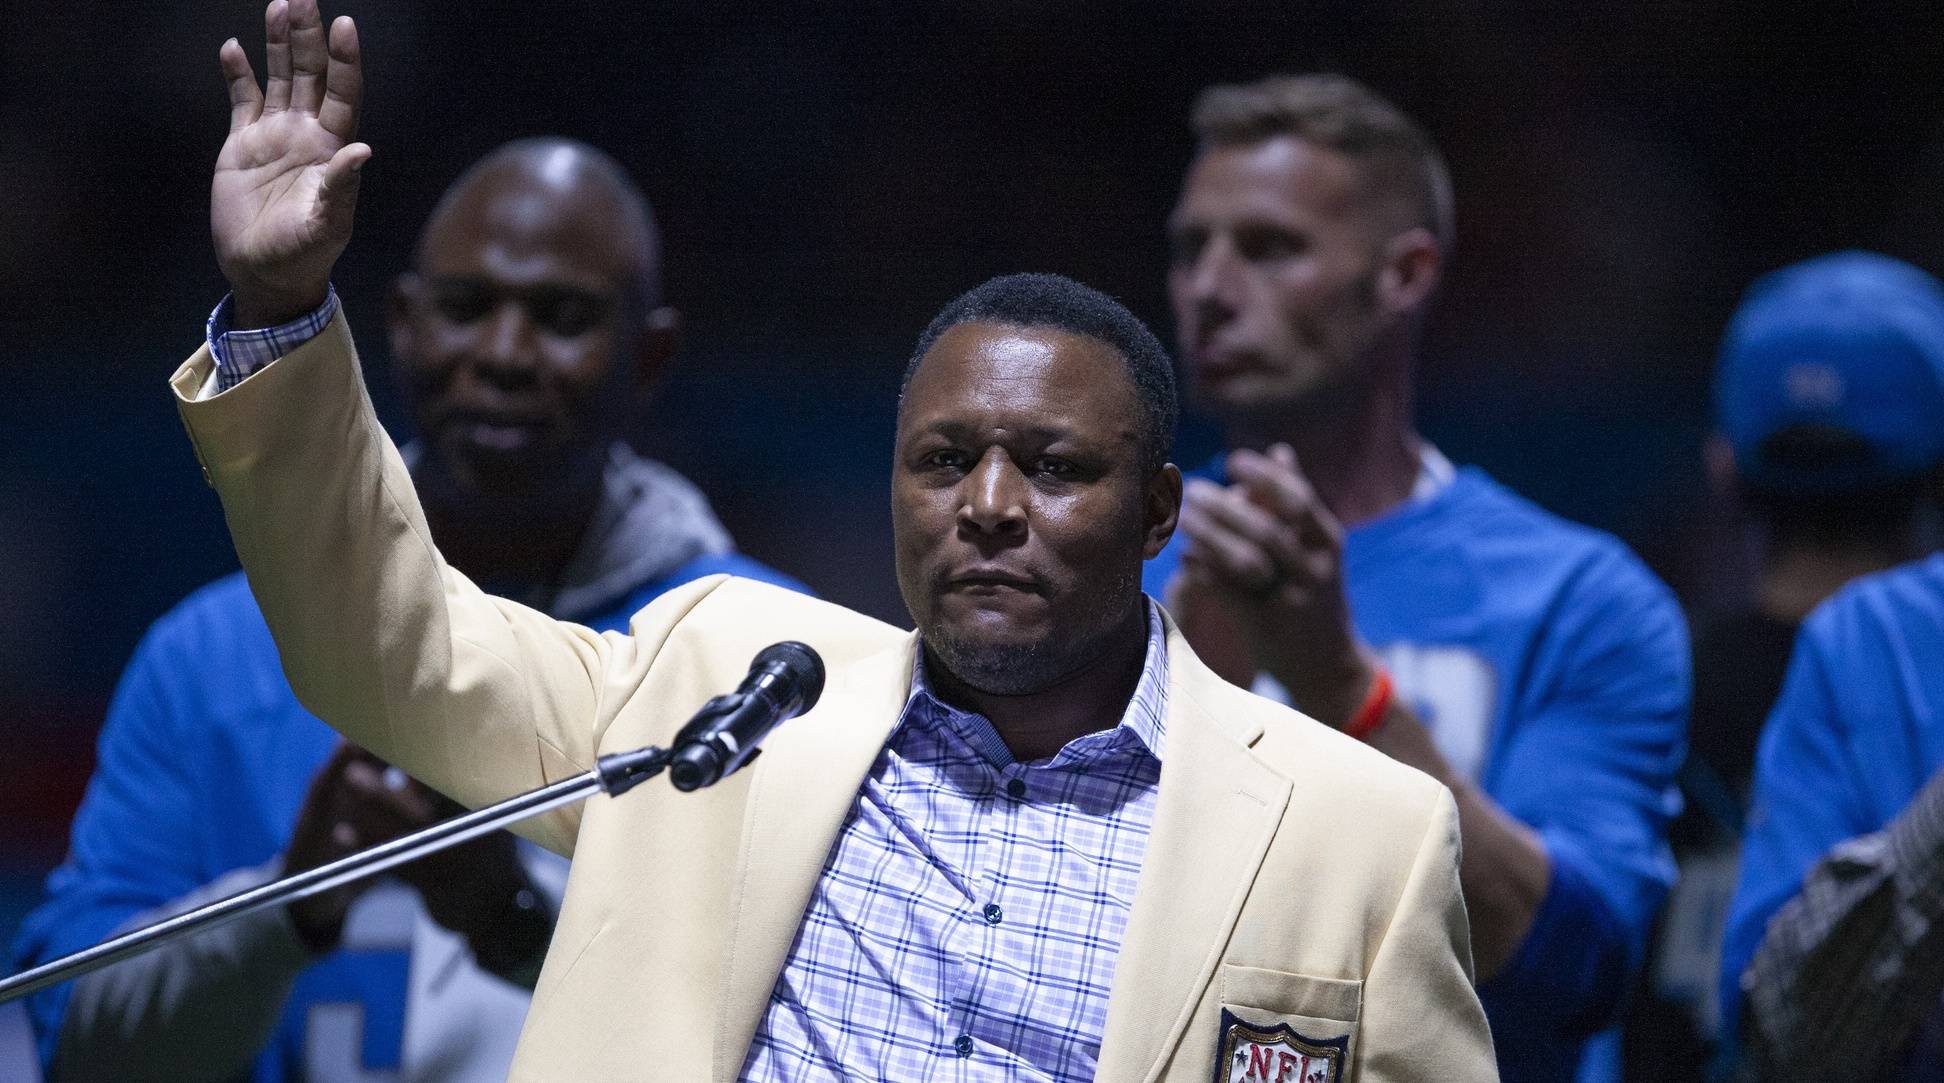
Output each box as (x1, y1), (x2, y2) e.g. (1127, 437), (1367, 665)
(710, 634), (918, 1082)
(1095, 628), (1293, 1083)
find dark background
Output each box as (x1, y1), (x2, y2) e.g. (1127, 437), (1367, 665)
(5, 0), (1944, 945)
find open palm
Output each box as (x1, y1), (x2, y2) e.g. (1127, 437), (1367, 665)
(212, 0), (369, 328)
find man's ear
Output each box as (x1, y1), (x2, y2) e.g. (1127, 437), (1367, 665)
(634, 306), (681, 404)
(1705, 431), (1741, 502)
(1144, 462), (1184, 559)
(1376, 227), (1441, 317)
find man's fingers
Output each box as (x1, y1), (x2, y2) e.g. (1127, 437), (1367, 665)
(1229, 446), (1343, 550)
(1176, 548), (1227, 593)
(1183, 479), (1305, 573)
(306, 741), (364, 798)
(262, 0), (292, 112)
(1272, 444), (1345, 544)
(339, 759), (439, 827)
(316, 142), (371, 226)
(286, 0), (329, 115)
(290, 741), (362, 849)
(317, 16), (362, 141)
(220, 39), (264, 132)
(1179, 503), (1279, 590)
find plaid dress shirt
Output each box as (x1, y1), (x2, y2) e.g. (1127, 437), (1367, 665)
(740, 604), (1169, 1082)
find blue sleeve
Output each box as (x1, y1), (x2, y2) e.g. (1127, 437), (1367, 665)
(703, 554), (815, 597)
(1716, 618), (1874, 1046)
(654, 553), (815, 599)
(6, 624), (210, 1070)
(583, 555), (818, 637)
(1480, 553), (1690, 1033)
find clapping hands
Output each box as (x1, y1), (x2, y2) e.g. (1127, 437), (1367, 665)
(1171, 444), (1377, 727)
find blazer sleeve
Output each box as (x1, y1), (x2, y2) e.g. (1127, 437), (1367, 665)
(1358, 787), (1500, 1081)
(171, 313), (716, 856)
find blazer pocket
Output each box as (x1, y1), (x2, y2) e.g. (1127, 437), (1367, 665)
(1221, 964), (1362, 1023)
(1216, 965), (1362, 1081)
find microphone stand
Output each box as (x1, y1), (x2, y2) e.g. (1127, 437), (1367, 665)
(0, 744), (671, 1006)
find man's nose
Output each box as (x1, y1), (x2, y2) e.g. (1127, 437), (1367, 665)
(471, 302), (540, 387)
(1184, 236), (1241, 324)
(957, 449), (1027, 541)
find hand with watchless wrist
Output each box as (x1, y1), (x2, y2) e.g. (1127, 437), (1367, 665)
(1171, 443), (1378, 728)
(211, 0), (368, 330)
(285, 744), (548, 977)
(283, 743), (380, 949)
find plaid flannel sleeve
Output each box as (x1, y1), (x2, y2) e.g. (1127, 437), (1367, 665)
(1741, 765), (1944, 1082)
(205, 289), (340, 392)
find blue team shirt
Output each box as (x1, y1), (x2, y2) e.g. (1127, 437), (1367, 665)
(10, 553), (806, 1082)
(1145, 461), (1690, 1083)
(1718, 553), (1944, 1066)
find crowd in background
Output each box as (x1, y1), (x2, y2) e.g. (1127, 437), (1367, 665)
(3, 6), (1944, 1082)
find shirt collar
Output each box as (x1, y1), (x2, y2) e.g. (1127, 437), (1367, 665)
(1411, 443), (1457, 503)
(901, 599), (1170, 768)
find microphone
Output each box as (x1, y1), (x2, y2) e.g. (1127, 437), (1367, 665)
(667, 641), (825, 791)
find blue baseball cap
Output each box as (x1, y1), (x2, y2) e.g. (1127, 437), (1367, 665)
(1715, 250), (1944, 493)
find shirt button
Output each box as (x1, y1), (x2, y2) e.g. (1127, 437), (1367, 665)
(983, 902), (1003, 925)
(1006, 778), (1026, 799)
(954, 1034), (974, 1057)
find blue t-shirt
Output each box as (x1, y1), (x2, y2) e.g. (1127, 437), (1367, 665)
(1145, 462), (1690, 1083)
(10, 554), (805, 1082)
(1718, 553), (1944, 1072)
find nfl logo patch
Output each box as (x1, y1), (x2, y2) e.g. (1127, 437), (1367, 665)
(1213, 1008), (1348, 1083)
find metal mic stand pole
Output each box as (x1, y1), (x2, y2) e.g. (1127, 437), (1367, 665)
(0, 745), (671, 1006)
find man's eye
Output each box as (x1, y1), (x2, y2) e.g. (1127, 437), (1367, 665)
(1031, 457), (1077, 478)
(1237, 228), (1306, 262)
(532, 296), (607, 337)
(433, 290), (492, 323)
(923, 450), (971, 471)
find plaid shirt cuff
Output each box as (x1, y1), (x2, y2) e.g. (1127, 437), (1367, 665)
(1741, 767), (1944, 1081)
(205, 288), (340, 392)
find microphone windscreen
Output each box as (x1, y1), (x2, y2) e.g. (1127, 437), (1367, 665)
(754, 641), (825, 712)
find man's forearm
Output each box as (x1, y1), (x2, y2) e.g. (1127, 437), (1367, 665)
(1367, 706), (1549, 978)
(52, 864), (311, 1083)
(1742, 767), (1944, 1082)
(175, 315), (602, 854)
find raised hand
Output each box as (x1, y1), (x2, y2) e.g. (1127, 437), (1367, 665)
(212, 0), (369, 329)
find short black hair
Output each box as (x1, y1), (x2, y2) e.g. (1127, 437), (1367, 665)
(1739, 423), (1939, 547)
(1194, 73), (1454, 254)
(901, 273), (1178, 471)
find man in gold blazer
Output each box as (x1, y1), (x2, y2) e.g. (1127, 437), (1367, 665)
(166, 2), (1497, 1079)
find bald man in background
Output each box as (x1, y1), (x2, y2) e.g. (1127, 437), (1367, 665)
(7, 139), (805, 1083)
